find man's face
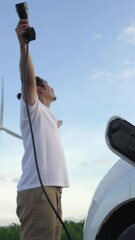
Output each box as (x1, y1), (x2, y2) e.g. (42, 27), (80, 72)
(42, 80), (57, 101)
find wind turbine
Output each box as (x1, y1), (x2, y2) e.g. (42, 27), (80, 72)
(0, 79), (22, 139)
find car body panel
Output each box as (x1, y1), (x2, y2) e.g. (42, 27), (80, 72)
(84, 159), (135, 240)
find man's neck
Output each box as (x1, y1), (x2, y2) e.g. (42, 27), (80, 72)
(39, 96), (51, 108)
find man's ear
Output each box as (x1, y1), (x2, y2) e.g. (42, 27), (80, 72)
(37, 86), (43, 95)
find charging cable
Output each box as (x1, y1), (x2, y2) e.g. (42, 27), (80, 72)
(22, 42), (72, 240)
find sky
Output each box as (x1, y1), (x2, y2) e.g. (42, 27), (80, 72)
(1, 0), (135, 226)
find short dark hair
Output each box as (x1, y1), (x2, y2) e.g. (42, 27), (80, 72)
(17, 76), (44, 99)
(36, 76), (45, 88)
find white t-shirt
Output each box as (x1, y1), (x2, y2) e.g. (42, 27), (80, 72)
(17, 96), (69, 191)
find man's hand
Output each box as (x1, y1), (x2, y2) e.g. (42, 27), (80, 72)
(15, 19), (30, 45)
(57, 120), (63, 128)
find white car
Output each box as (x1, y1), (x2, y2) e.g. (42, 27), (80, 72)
(84, 117), (135, 240)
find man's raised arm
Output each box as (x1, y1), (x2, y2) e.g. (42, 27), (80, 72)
(16, 19), (36, 105)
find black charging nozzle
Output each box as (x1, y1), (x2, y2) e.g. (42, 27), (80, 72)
(15, 2), (36, 42)
(106, 116), (135, 166)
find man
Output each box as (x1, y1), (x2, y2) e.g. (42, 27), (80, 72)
(15, 19), (69, 240)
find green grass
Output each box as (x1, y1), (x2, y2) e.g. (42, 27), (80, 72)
(0, 220), (84, 240)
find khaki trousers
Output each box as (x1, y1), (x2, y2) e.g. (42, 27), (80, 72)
(16, 186), (62, 240)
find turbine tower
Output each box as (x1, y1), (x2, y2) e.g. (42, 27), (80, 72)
(0, 79), (22, 139)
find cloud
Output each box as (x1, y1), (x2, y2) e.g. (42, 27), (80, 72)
(12, 178), (19, 183)
(62, 126), (117, 171)
(80, 160), (90, 167)
(89, 70), (112, 80)
(118, 22), (135, 45)
(122, 60), (131, 66)
(113, 67), (135, 80)
(89, 66), (135, 82)
(92, 33), (102, 39)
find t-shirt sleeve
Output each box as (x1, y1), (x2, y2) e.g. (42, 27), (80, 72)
(20, 95), (39, 116)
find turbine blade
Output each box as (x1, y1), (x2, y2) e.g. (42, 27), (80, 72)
(0, 78), (22, 140)
(3, 128), (22, 140)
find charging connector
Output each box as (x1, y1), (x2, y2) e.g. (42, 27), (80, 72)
(16, 2), (36, 42)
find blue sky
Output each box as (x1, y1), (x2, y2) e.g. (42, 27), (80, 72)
(1, 0), (135, 225)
